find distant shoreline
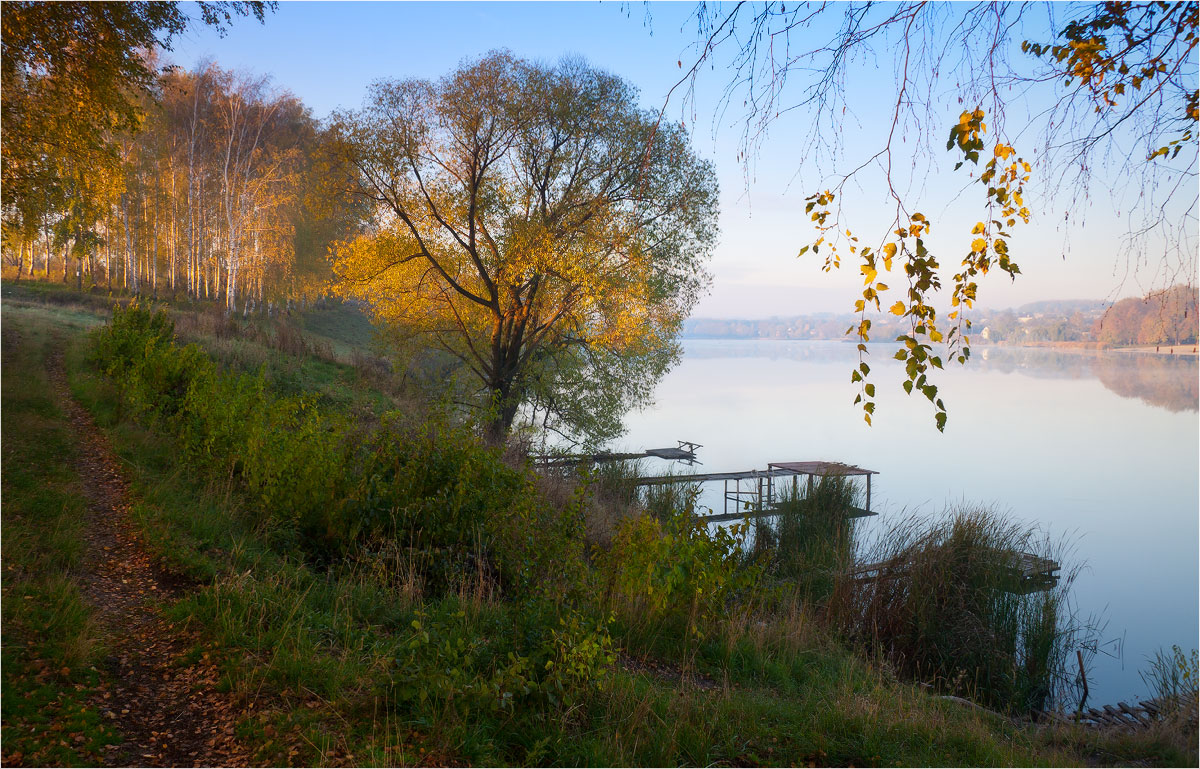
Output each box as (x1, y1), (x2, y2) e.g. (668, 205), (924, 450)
(682, 336), (1200, 356)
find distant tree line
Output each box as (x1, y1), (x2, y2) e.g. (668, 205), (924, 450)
(1091, 285), (1199, 347)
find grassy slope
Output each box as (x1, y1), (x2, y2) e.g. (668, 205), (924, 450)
(2, 284), (1192, 767)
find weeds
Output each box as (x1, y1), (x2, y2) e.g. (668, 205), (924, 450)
(757, 474), (859, 604)
(828, 506), (1084, 714)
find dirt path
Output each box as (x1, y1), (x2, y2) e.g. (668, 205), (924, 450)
(46, 353), (252, 768)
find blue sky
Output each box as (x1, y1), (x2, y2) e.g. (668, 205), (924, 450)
(168, 1), (1197, 318)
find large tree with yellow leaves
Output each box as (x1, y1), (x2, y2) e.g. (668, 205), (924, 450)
(329, 52), (719, 444)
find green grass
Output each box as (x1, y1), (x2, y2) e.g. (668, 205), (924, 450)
(295, 300), (380, 358)
(6, 293), (1195, 767)
(1, 305), (122, 766)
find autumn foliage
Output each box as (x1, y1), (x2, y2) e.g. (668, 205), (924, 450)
(1091, 285), (1199, 347)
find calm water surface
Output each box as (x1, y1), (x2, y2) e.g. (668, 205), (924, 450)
(618, 340), (1199, 706)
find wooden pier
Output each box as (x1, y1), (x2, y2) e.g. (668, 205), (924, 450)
(633, 460), (879, 520)
(532, 440), (701, 469)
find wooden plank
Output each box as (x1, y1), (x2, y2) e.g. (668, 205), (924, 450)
(698, 505), (876, 525)
(1105, 704), (1143, 729)
(645, 447), (696, 460)
(635, 469), (769, 485)
(1117, 702), (1153, 727)
(767, 461), (877, 476)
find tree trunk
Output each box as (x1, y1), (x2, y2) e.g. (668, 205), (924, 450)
(122, 192), (133, 292)
(41, 200), (52, 279)
(152, 194), (159, 298)
(105, 208), (113, 291)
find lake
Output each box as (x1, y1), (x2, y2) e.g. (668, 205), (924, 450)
(618, 339), (1199, 707)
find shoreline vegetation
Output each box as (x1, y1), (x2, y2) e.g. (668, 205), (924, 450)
(3, 281), (1197, 766)
(683, 285), (1199, 353)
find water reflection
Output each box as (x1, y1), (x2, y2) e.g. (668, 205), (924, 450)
(680, 341), (1199, 413)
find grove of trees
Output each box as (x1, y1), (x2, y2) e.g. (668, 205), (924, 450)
(1091, 284), (1199, 346)
(2, 58), (341, 309)
(0, 2), (348, 309)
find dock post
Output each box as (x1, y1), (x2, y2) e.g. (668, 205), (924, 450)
(866, 474), (872, 515)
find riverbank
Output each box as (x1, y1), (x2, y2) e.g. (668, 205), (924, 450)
(3, 291), (1196, 767)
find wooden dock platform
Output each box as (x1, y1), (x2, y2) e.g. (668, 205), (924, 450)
(532, 440), (701, 468)
(848, 549), (1061, 594)
(634, 460), (879, 520)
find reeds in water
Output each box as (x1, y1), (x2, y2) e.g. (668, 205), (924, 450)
(826, 506), (1086, 714)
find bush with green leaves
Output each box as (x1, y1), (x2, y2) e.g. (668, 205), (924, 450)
(89, 301), (214, 422)
(598, 491), (764, 641)
(88, 302), (590, 593)
(390, 599), (615, 730)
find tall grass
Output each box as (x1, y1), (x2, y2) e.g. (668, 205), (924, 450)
(827, 506), (1085, 715)
(756, 474), (859, 604)
(642, 476), (704, 521)
(1140, 645), (1199, 718)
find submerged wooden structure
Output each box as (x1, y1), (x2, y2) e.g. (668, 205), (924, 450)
(633, 460), (879, 522)
(1037, 691), (1199, 730)
(849, 550), (1061, 595)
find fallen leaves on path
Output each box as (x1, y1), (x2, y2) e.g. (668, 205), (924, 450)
(48, 355), (252, 768)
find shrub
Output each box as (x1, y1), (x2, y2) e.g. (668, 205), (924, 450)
(598, 490), (764, 641)
(88, 307), (592, 596)
(389, 599), (614, 728)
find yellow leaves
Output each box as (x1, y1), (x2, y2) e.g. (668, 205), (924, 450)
(970, 238), (986, 253)
(929, 329), (943, 343)
(957, 108), (985, 130)
(889, 301), (906, 316)
(882, 242), (897, 268)
(860, 263), (877, 285)
(993, 143), (1014, 160)
(971, 221), (985, 235)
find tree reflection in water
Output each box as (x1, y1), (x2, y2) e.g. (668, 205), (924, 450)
(681, 341), (1199, 413)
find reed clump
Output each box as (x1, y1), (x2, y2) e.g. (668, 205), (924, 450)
(755, 474), (859, 604)
(826, 506), (1081, 715)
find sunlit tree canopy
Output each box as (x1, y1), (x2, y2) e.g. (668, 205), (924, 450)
(329, 51), (719, 444)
